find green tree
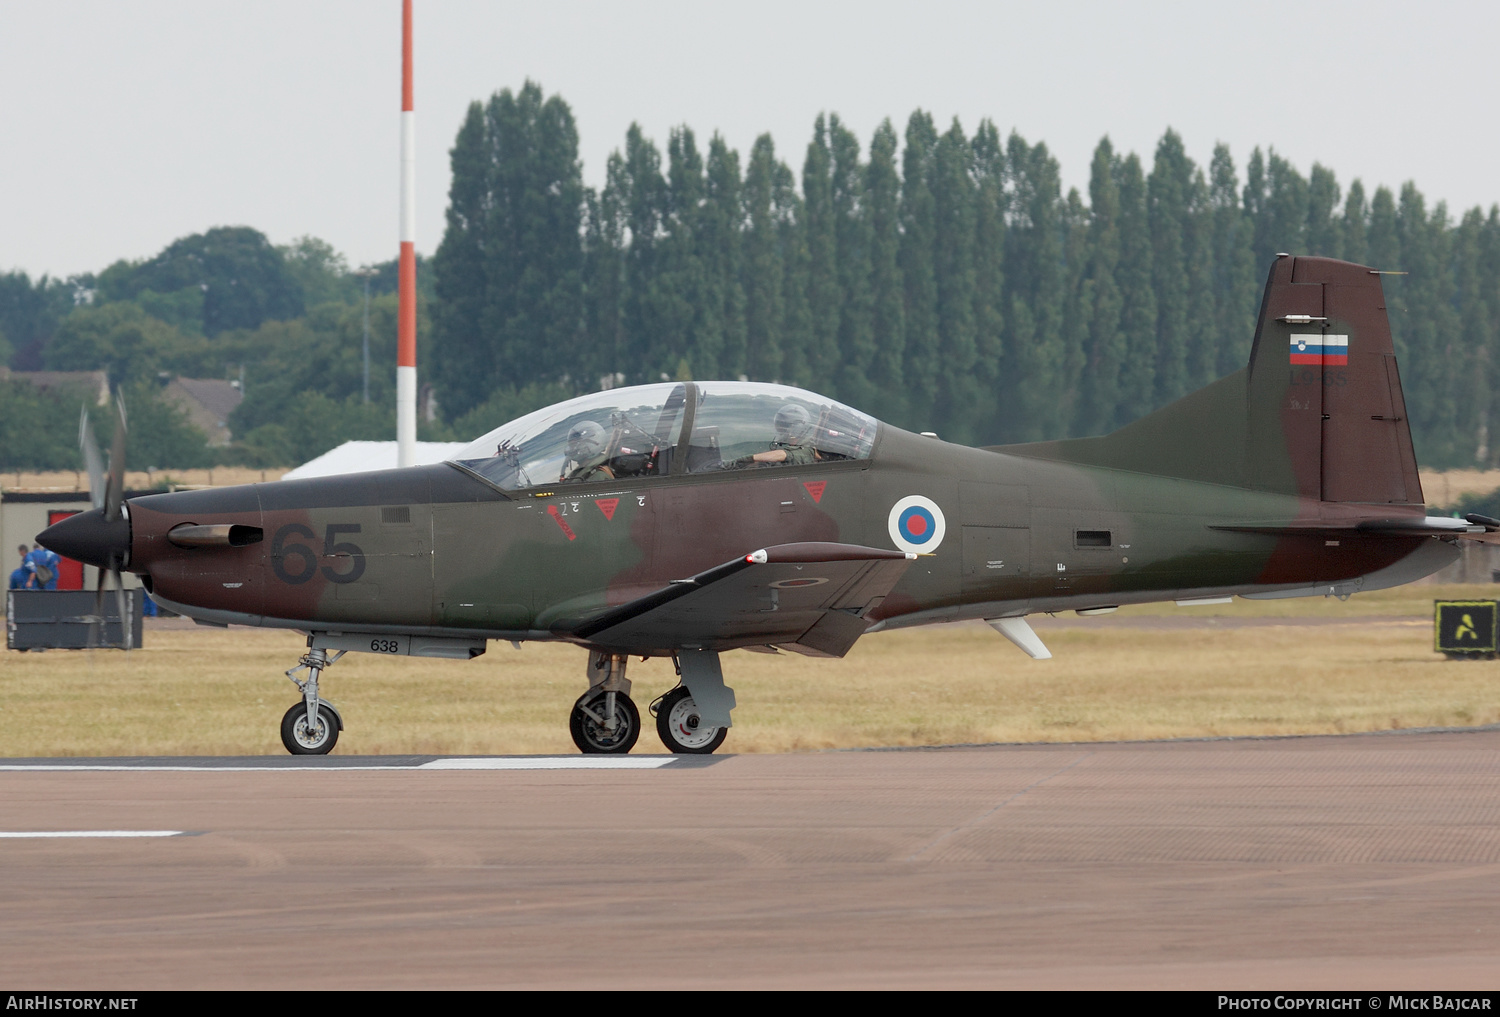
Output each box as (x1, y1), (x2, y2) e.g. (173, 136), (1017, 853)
(802, 115), (841, 387)
(741, 134), (787, 383)
(1208, 144), (1258, 377)
(0, 271), (77, 369)
(1076, 137), (1123, 436)
(96, 226), (304, 336)
(1114, 152), (1157, 426)
(866, 120), (907, 417)
(830, 115), (875, 407)
(932, 118), (979, 441)
(1001, 133), (1066, 441)
(900, 111), (940, 426)
(280, 236), (358, 308)
(702, 135), (748, 380)
(1148, 129), (1193, 404)
(1341, 180), (1369, 265)
(969, 120), (1006, 439)
(1306, 164), (1342, 257)
(44, 302), (192, 386)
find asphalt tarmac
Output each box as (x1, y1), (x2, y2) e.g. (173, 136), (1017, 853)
(2, 729), (1498, 989)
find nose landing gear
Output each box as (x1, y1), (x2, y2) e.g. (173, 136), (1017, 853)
(282, 644), (345, 755)
(570, 652), (640, 753)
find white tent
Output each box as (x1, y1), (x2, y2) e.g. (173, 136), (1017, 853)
(282, 440), (470, 480)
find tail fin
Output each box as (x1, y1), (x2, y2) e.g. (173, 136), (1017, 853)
(1003, 255), (1424, 506)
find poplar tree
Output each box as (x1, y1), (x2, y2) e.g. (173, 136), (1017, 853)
(703, 136), (747, 380)
(1059, 186), (1094, 434)
(1114, 152), (1157, 426)
(659, 127), (707, 378)
(830, 115), (875, 408)
(432, 101), (493, 416)
(1454, 207), (1493, 464)
(1306, 164), (1342, 257)
(866, 120), (907, 417)
(1076, 137), (1123, 436)
(742, 135), (786, 382)
(1002, 133), (1066, 441)
(802, 115), (841, 386)
(1148, 129), (1192, 405)
(969, 121), (1006, 440)
(1341, 180), (1369, 266)
(619, 124), (668, 383)
(1208, 144), (1257, 378)
(932, 119), (979, 441)
(1184, 166), (1218, 391)
(900, 111), (941, 425)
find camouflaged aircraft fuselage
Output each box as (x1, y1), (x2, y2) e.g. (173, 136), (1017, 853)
(44, 255), (1474, 664)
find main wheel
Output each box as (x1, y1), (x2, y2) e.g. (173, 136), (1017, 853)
(281, 702), (340, 755)
(569, 690), (640, 754)
(654, 686), (728, 754)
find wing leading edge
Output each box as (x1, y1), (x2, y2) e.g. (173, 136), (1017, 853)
(574, 542), (917, 657)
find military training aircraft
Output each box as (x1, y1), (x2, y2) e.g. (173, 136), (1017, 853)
(39, 255), (1500, 755)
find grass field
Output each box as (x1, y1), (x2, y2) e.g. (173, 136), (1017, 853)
(2, 583), (1498, 756)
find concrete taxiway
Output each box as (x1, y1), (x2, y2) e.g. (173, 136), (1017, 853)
(1, 729), (1498, 989)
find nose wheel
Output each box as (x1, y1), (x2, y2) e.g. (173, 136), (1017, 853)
(281, 702), (340, 754)
(281, 643), (345, 755)
(569, 688), (641, 753)
(653, 686), (728, 754)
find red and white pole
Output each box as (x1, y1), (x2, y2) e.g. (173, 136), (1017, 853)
(396, 0), (417, 467)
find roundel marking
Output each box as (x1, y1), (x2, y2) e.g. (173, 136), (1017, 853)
(888, 495), (946, 554)
(770, 576), (829, 589)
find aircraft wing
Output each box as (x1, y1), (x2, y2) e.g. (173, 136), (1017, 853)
(574, 542), (917, 657)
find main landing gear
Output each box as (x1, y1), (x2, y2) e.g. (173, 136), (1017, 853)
(282, 644), (345, 755)
(651, 686), (728, 755)
(571, 650), (735, 755)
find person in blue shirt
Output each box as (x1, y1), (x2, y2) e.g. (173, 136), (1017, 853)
(8, 544), (29, 590)
(23, 543), (61, 590)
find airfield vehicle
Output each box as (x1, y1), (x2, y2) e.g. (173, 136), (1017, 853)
(41, 255), (1497, 755)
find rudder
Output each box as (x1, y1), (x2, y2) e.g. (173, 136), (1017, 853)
(1246, 255), (1421, 504)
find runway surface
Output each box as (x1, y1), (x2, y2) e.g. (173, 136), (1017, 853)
(2, 729), (1499, 989)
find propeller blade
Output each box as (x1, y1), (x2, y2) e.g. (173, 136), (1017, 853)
(88, 563), (106, 651)
(105, 394), (127, 523)
(112, 570), (129, 651)
(79, 406), (105, 512)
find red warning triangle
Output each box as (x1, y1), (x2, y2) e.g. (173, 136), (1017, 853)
(597, 498), (620, 521)
(803, 481), (826, 503)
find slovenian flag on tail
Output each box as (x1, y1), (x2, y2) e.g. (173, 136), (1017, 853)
(1289, 334), (1349, 366)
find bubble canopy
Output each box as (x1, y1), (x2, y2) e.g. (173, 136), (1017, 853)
(450, 381), (879, 491)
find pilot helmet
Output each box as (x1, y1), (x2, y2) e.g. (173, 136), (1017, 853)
(567, 420), (606, 459)
(774, 403), (812, 443)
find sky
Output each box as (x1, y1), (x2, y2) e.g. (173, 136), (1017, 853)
(4, 0), (1499, 279)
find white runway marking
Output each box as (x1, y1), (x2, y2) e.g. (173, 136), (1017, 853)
(0, 757), (684, 772)
(419, 757), (676, 770)
(0, 830), (186, 838)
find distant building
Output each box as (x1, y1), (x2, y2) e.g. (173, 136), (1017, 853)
(282, 440), (470, 480)
(0, 368), (109, 405)
(159, 378), (244, 447)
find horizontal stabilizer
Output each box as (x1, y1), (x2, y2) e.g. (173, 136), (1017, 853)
(1210, 515), (1495, 540)
(574, 542), (916, 656)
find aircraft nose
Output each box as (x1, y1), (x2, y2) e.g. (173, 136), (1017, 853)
(38, 507), (131, 569)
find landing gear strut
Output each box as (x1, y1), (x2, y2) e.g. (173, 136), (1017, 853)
(282, 644), (345, 754)
(570, 652), (640, 754)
